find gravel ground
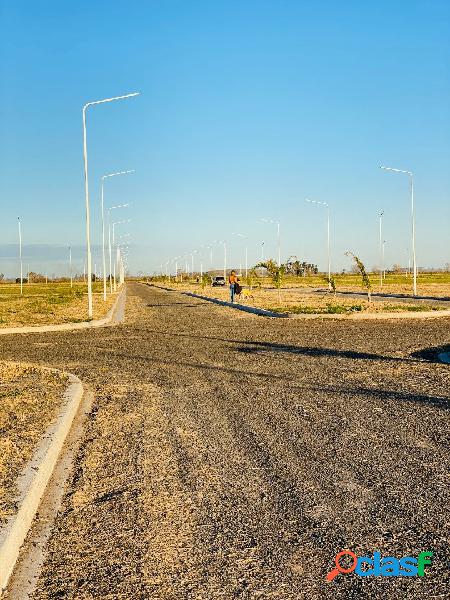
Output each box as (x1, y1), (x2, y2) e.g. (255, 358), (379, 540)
(0, 283), (449, 599)
(0, 362), (67, 523)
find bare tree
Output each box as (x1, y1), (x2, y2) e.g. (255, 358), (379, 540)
(345, 252), (372, 302)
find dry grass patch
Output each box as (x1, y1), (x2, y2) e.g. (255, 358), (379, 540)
(163, 283), (449, 315)
(0, 283), (117, 328)
(0, 362), (68, 522)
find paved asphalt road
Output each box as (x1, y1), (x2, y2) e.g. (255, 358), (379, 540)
(1, 283), (449, 599)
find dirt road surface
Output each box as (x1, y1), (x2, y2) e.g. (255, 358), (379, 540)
(1, 283), (449, 599)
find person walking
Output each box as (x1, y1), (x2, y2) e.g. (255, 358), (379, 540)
(228, 270), (239, 303)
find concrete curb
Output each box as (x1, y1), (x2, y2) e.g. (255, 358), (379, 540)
(285, 307), (450, 320)
(0, 286), (126, 336)
(181, 291), (290, 318)
(0, 368), (84, 594)
(147, 283), (450, 321)
(313, 288), (450, 302)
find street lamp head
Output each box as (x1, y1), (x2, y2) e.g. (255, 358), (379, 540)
(109, 203), (130, 211)
(305, 198), (329, 208)
(102, 170), (135, 181)
(84, 92), (141, 111)
(380, 165), (412, 176)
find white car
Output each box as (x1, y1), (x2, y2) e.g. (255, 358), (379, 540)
(211, 276), (226, 287)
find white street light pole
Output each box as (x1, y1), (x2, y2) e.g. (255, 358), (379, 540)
(232, 232), (248, 279)
(378, 211), (384, 287)
(224, 242), (227, 279)
(18, 217), (23, 295)
(82, 92), (140, 318)
(108, 204), (129, 293)
(207, 246), (213, 270)
(216, 241), (227, 279)
(305, 199), (331, 290)
(404, 249), (410, 277)
(261, 241), (264, 262)
(245, 246), (248, 279)
(261, 219), (281, 266)
(112, 218), (131, 291)
(277, 222), (280, 267)
(101, 170), (134, 300)
(69, 246), (73, 287)
(380, 166), (417, 295)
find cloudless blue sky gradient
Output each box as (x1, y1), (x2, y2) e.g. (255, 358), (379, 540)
(1, 0), (449, 276)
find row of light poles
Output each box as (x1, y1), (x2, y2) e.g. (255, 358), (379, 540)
(82, 92), (140, 317)
(101, 170), (134, 300)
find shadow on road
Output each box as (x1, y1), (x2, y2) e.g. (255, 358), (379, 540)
(235, 342), (398, 362)
(136, 328), (415, 364)
(147, 303), (208, 308)
(410, 344), (450, 363)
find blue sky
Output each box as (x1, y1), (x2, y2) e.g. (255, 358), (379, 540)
(1, 0), (449, 276)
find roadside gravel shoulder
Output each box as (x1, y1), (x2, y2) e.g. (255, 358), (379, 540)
(0, 363), (68, 524)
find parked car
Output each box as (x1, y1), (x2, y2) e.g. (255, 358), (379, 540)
(211, 276), (226, 287)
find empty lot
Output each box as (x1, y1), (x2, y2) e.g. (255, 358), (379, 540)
(1, 283), (449, 599)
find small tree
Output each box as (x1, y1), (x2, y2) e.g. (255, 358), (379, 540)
(345, 252), (371, 302)
(201, 273), (211, 290)
(256, 260), (285, 301)
(246, 268), (260, 290)
(324, 275), (336, 296)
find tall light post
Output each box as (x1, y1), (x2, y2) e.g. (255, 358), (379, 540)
(380, 166), (417, 295)
(172, 256), (181, 281)
(82, 92), (140, 318)
(305, 199), (331, 290)
(101, 170), (134, 301)
(112, 218), (131, 291)
(261, 241), (265, 262)
(404, 249), (411, 277)
(191, 250), (198, 278)
(206, 245), (213, 270)
(216, 240), (227, 279)
(108, 204), (129, 293)
(261, 218), (281, 266)
(69, 246), (73, 287)
(17, 217), (23, 295)
(232, 233), (248, 279)
(117, 234), (130, 285)
(378, 211), (384, 287)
